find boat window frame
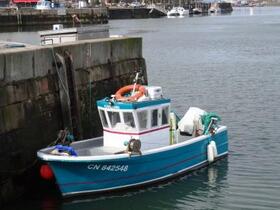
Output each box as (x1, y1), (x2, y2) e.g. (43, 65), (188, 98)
(161, 105), (170, 126)
(107, 110), (121, 129)
(151, 109), (159, 128)
(135, 104), (171, 131)
(99, 102), (171, 131)
(98, 108), (109, 128)
(99, 108), (137, 131)
(122, 111), (136, 129)
(136, 110), (149, 131)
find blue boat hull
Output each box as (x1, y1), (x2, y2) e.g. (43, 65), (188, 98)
(40, 128), (228, 197)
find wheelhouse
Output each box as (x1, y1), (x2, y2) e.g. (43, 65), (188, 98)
(97, 87), (171, 150)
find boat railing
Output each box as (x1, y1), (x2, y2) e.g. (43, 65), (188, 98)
(40, 33), (77, 45)
(204, 117), (219, 135)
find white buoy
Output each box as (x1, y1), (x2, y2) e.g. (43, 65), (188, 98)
(207, 141), (217, 163)
(211, 140), (218, 157)
(207, 144), (214, 163)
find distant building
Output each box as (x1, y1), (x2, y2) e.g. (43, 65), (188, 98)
(223, 0), (235, 3)
(12, 0), (39, 7)
(269, 0), (280, 5)
(0, 0), (10, 7)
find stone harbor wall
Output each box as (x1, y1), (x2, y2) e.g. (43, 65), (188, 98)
(0, 37), (147, 204)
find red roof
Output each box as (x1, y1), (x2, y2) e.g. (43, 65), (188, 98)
(13, 0), (39, 3)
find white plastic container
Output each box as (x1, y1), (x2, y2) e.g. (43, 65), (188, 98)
(178, 107), (206, 136)
(53, 24), (63, 31)
(146, 86), (163, 100)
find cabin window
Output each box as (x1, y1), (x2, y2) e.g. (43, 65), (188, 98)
(151, 109), (158, 127)
(123, 112), (135, 128)
(162, 106), (169, 125)
(99, 109), (108, 128)
(137, 110), (148, 130)
(107, 111), (121, 128)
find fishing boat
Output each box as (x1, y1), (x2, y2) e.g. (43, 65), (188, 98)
(167, 7), (180, 17)
(209, 3), (221, 14)
(209, 2), (233, 14)
(37, 73), (228, 197)
(35, 0), (51, 10)
(192, 7), (202, 15)
(167, 7), (188, 17)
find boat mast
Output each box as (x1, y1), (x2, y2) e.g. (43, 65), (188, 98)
(132, 72), (140, 95)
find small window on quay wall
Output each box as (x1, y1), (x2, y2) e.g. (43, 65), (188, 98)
(107, 111), (121, 128)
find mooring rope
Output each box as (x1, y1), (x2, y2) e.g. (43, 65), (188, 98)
(51, 47), (70, 103)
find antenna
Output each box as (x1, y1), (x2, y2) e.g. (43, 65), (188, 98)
(132, 71), (140, 95)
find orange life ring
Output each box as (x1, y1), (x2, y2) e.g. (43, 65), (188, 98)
(115, 84), (146, 102)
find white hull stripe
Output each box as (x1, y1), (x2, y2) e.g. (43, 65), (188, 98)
(103, 125), (170, 135)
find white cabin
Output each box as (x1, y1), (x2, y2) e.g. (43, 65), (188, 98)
(97, 86), (171, 151)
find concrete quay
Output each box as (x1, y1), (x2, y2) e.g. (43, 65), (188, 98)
(0, 6), (167, 27)
(0, 7), (108, 27)
(0, 37), (147, 205)
(108, 7), (166, 19)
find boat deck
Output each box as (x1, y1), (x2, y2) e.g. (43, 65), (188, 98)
(40, 133), (194, 157)
(68, 136), (126, 156)
(75, 146), (125, 156)
(69, 134), (192, 156)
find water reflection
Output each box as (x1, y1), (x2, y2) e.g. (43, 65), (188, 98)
(2, 158), (228, 210)
(249, 7), (254, 16)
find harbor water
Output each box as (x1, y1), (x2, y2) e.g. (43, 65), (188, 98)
(1, 7), (280, 210)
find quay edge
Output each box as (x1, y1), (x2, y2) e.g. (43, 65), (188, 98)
(108, 7), (166, 19)
(0, 37), (147, 204)
(0, 7), (108, 27)
(0, 6), (166, 27)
